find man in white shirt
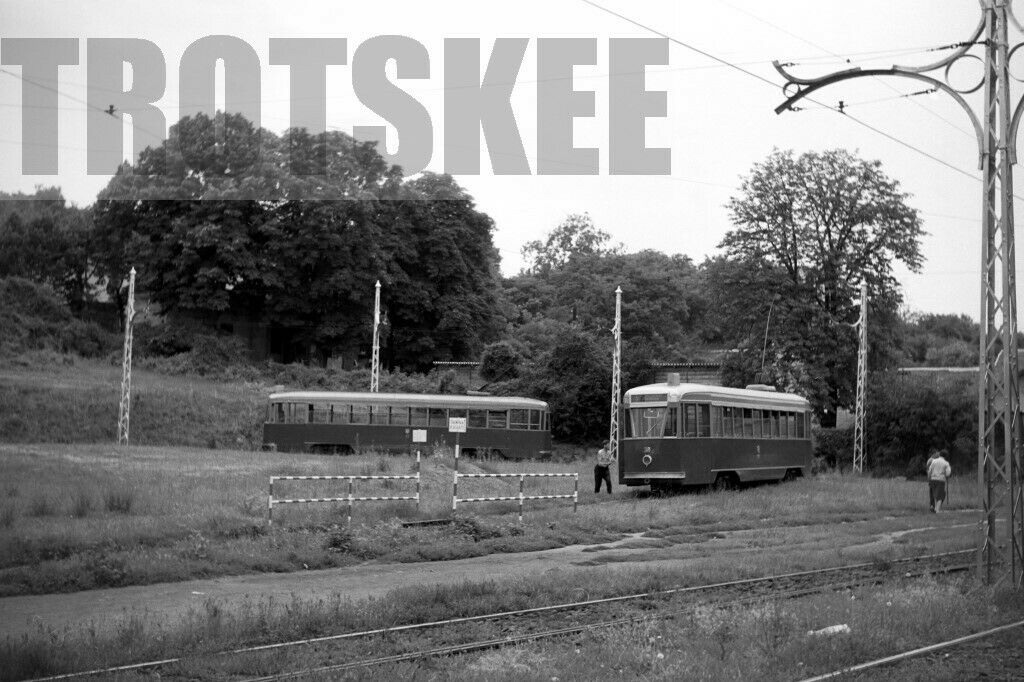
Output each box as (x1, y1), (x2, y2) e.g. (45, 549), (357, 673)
(595, 441), (615, 494)
(927, 449), (952, 513)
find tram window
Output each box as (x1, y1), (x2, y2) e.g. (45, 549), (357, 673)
(751, 409), (762, 438)
(786, 413), (796, 437)
(698, 404), (711, 437)
(761, 410), (771, 437)
(429, 408), (447, 427)
(742, 409), (754, 437)
(329, 404), (347, 423)
(629, 406), (666, 438)
(390, 406), (410, 426)
(529, 410), (542, 430)
(351, 405), (370, 424)
(488, 410), (508, 429)
(411, 407), (428, 426)
(274, 403), (285, 423)
(469, 410), (487, 428)
(312, 403), (330, 423)
(796, 413), (806, 438)
(665, 408), (679, 437)
(721, 407), (733, 437)
(544, 412), (550, 430)
(510, 409), (529, 429)
(370, 405), (389, 424)
(683, 404), (697, 437)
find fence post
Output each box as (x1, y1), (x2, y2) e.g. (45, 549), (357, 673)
(268, 477), (274, 526)
(347, 477), (354, 528)
(452, 471), (458, 513)
(416, 450), (422, 514)
(518, 474), (525, 524)
(573, 474), (578, 513)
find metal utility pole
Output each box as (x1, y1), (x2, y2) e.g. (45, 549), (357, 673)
(773, 1), (1023, 587)
(117, 267), (136, 446)
(371, 280), (381, 393)
(853, 282), (868, 474)
(608, 287), (622, 460)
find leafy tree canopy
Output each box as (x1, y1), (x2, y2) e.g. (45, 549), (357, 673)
(519, 213), (620, 275)
(92, 113), (502, 369)
(718, 149), (924, 424)
(0, 187), (92, 308)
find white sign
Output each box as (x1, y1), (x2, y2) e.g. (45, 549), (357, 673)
(412, 429), (427, 443)
(448, 417), (467, 433)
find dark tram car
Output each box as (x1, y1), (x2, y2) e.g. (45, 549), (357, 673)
(263, 391), (552, 459)
(619, 375), (813, 491)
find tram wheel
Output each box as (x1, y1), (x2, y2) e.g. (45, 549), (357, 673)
(713, 472), (739, 491)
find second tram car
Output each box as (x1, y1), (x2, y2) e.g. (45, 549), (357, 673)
(264, 391), (552, 459)
(620, 375), (813, 491)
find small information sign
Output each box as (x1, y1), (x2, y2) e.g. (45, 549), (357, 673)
(412, 429), (427, 443)
(448, 417), (467, 433)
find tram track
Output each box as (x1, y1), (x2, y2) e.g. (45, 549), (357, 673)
(27, 549), (972, 682)
(240, 551), (975, 681)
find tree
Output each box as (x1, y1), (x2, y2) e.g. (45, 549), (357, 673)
(0, 188), (92, 309)
(92, 114), (503, 367)
(720, 149), (924, 425)
(520, 213), (619, 275)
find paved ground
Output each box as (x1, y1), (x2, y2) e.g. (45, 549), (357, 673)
(0, 511), (976, 641)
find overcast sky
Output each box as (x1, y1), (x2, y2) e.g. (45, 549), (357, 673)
(0, 0), (996, 318)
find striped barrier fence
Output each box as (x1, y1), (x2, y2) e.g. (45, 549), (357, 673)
(452, 470), (578, 523)
(268, 453), (421, 526)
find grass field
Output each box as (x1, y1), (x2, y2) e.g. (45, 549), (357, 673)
(0, 442), (977, 598)
(0, 353), (267, 448)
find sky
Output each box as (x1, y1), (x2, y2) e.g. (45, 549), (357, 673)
(0, 0), (998, 319)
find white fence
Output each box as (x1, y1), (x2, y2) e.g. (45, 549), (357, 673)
(268, 455), (420, 526)
(452, 471), (578, 523)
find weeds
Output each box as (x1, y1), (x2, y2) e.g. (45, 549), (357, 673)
(71, 491), (94, 518)
(0, 504), (16, 528)
(104, 488), (135, 514)
(28, 495), (58, 517)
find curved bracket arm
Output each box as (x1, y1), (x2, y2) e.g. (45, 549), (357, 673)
(772, 64), (984, 167)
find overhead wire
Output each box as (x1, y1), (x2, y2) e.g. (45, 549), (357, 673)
(575, 0), (987, 188)
(717, 0), (977, 140)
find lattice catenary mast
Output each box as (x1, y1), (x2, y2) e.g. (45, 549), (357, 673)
(371, 280), (381, 393)
(853, 282), (868, 474)
(608, 286), (622, 460)
(773, 1), (1023, 586)
(116, 267), (136, 445)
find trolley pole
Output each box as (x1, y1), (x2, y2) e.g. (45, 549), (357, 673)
(773, 3), (1023, 587)
(608, 286), (622, 461)
(371, 280), (381, 392)
(853, 282), (868, 474)
(117, 267), (136, 446)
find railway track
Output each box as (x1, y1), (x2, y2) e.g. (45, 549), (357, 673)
(28, 549), (972, 682)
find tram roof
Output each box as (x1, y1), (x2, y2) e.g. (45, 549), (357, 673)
(624, 382), (811, 410)
(268, 391), (548, 410)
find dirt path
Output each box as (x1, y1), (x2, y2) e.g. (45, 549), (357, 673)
(0, 511), (975, 641)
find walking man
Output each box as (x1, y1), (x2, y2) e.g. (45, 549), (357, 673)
(595, 440), (615, 494)
(927, 449), (952, 513)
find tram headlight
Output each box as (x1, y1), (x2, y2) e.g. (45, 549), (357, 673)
(642, 454), (653, 467)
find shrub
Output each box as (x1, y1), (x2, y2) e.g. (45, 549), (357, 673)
(0, 277), (117, 357)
